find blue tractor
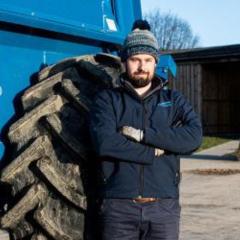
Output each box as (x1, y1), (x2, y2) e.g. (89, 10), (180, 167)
(0, 1), (176, 239)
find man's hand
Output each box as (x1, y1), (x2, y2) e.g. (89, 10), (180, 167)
(120, 126), (143, 142)
(155, 148), (164, 157)
(120, 126), (164, 156)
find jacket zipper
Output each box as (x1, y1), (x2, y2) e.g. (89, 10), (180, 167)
(139, 102), (147, 198)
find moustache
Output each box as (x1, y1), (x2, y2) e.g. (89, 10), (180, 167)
(134, 71), (149, 75)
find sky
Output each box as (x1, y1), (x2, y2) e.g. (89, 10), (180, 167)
(140, 0), (240, 47)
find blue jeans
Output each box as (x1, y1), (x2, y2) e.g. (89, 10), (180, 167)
(99, 198), (181, 240)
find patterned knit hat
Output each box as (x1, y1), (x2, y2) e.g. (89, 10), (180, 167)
(121, 20), (159, 62)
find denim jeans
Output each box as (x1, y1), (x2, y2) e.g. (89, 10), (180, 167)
(99, 198), (181, 240)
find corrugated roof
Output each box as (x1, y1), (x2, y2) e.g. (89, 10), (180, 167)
(162, 44), (240, 62)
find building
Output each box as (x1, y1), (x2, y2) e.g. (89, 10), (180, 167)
(166, 44), (240, 136)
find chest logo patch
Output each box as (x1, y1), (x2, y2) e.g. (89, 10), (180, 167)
(157, 101), (172, 107)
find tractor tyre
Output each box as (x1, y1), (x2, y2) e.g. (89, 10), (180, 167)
(0, 53), (124, 240)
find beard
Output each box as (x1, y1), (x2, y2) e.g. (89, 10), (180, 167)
(127, 71), (153, 88)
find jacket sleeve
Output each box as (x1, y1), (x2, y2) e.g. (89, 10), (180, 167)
(144, 91), (202, 154)
(89, 90), (155, 165)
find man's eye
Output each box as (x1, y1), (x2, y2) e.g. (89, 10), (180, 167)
(146, 59), (153, 63)
(131, 58), (138, 62)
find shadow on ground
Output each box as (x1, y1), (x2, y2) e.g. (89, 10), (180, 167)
(181, 154), (238, 161)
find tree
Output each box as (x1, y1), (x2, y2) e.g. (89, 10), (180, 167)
(144, 10), (200, 50)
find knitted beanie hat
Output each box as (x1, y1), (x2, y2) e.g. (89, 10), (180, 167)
(121, 20), (159, 62)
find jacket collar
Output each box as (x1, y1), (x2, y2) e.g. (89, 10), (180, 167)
(118, 73), (164, 101)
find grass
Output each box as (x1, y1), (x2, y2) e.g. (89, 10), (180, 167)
(197, 136), (231, 152)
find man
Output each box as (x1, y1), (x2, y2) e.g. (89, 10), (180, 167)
(90, 20), (202, 240)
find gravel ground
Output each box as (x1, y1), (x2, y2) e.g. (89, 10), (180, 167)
(1, 171), (240, 240)
(180, 156), (240, 240)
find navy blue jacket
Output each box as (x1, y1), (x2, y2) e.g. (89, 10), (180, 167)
(90, 75), (202, 199)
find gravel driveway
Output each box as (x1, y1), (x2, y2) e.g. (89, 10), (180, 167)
(180, 141), (240, 240)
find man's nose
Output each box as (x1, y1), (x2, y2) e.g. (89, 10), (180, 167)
(138, 61), (146, 70)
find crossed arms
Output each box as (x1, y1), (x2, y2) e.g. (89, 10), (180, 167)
(90, 90), (202, 165)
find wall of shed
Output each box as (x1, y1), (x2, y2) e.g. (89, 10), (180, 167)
(171, 63), (202, 117)
(171, 61), (240, 135)
(201, 62), (240, 135)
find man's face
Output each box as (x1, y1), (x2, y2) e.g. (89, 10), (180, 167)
(125, 54), (156, 88)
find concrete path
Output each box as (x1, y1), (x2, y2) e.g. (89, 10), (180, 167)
(180, 140), (240, 240)
(181, 140), (240, 171)
(0, 229), (9, 240)
(196, 140), (239, 157)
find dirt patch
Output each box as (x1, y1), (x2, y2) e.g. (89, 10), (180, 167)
(181, 203), (224, 209)
(232, 207), (240, 210)
(183, 168), (240, 175)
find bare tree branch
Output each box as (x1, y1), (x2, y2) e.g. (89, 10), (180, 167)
(144, 10), (200, 50)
